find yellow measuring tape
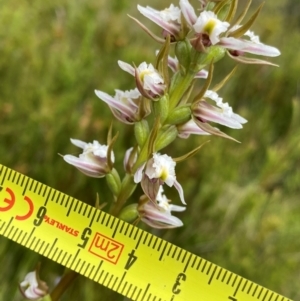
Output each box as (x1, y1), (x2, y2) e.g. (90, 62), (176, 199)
(0, 164), (292, 301)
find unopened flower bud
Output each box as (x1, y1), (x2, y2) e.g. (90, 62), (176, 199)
(123, 147), (138, 174)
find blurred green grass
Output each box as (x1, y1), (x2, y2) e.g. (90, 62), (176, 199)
(0, 0), (299, 300)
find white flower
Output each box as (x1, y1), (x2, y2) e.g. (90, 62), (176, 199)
(137, 4), (181, 37)
(139, 186), (185, 229)
(19, 269), (48, 300)
(118, 60), (165, 98)
(95, 88), (142, 124)
(193, 91), (247, 129)
(219, 25), (281, 58)
(63, 139), (114, 178)
(193, 11), (230, 45)
(134, 153), (186, 204)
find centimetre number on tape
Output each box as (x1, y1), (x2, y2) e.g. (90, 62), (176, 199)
(0, 164), (292, 301)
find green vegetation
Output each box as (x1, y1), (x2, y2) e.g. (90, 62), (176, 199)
(0, 0), (299, 300)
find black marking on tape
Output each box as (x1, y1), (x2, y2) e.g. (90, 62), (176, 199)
(86, 205), (93, 218)
(16, 172), (21, 185)
(183, 253), (193, 273)
(97, 269), (105, 283)
(121, 281), (128, 295)
(28, 178), (34, 191)
(0, 165), (7, 185)
(105, 214), (111, 227)
(159, 241), (168, 261)
(135, 230), (144, 249)
(136, 288), (142, 301)
(216, 265), (223, 280)
(125, 283), (133, 297)
(74, 258), (81, 272)
(37, 240), (45, 255)
(268, 293), (274, 301)
(116, 271), (127, 292)
(129, 224), (135, 238)
(231, 274), (238, 287)
(73, 199), (80, 213)
(109, 216), (116, 230)
(140, 283), (150, 301)
(262, 290), (269, 301)
(181, 250), (188, 263)
(7, 168), (12, 181)
(3, 217), (14, 237)
(233, 277), (243, 296)
(77, 201), (84, 214)
(64, 195), (71, 208)
(70, 249), (81, 269)
(201, 260), (207, 273)
(124, 223), (131, 236)
(191, 255), (197, 268)
(55, 249), (64, 262)
(257, 287), (264, 299)
(28, 236), (36, 250)
(51, 190), (57, 203)
(147, 234), (153, 247)
(89, 207), (98, 228)
(82, 203), (88, 216)
(33, 180), (39, 193)
(112, 218), (120, 238)
(11, 227), (19, 241)
(226, 272), (233, 285)
(60, 194), (66, 206)
(22, 177), (30, 196)
(83, 262), (90, 276)
(166, 243), (173, 257)
(129, 285), (137, 299)
(46, 238), (58, 258)
(206, 262), (212, 275)
(107, 274), (114, 288)
(157, 239), (164, 252)
(208, 265), (218, 285)
(133, 226), (139, 240)
(66, 198), (75, 216)
(87, 265), (95, 279)
(25, 227), (36, 247)
(152, 237), (159, 249)
(92, 261), (103, 281)
(252, 284), (259, 296)
(6, 224), (15, 239)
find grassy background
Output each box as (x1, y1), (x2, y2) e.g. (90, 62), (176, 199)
(0, 0), (299, 300)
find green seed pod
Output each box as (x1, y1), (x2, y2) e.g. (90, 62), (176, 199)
(166, 106), (191, 125)
(155, 125), (178, 151)
(106, 168), (121, 197)
(134, 120), (149, 147)
(153, 94), (169, 123)
(175, 39), (192, 72)
(118, 203), (139, 223)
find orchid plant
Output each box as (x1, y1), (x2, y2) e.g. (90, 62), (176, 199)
(19, 0), (280, 300)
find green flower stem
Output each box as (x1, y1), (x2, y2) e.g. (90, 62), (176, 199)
(50, 270), (79, 301)
(169, 71), (195, 111)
